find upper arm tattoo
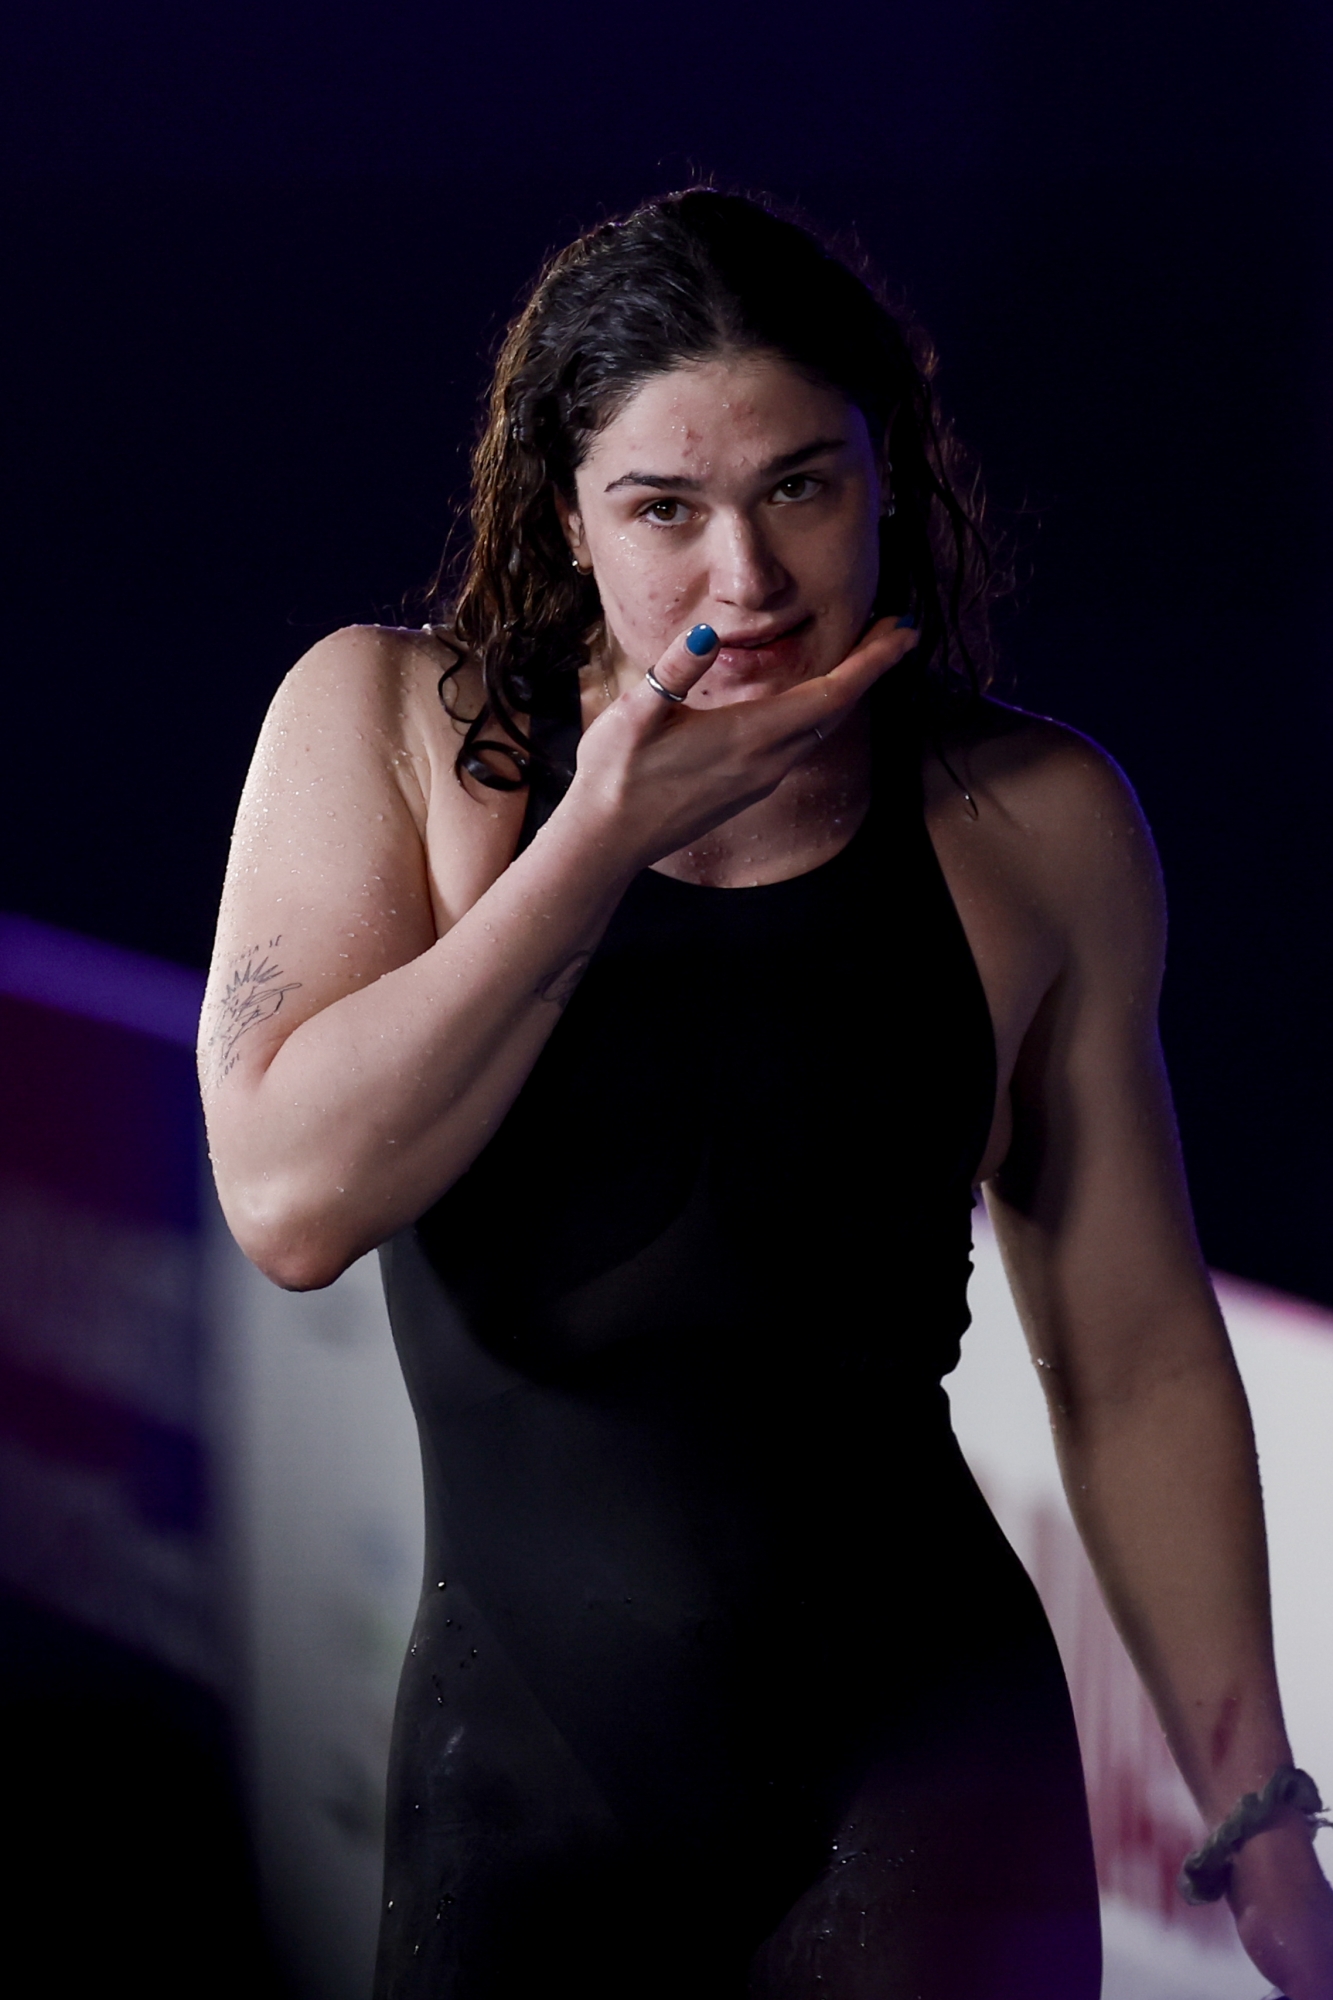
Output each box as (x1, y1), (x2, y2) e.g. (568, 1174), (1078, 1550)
(203, 937), (303, 1081)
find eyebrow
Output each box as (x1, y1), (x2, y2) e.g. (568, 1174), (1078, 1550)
(602, 435), (847, 494)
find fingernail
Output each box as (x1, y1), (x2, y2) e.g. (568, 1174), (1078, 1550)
(686, 623), (718, 656)
(897, 613), (918, 630)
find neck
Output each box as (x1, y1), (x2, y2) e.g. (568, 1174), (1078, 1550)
(654, 699), (874, 889)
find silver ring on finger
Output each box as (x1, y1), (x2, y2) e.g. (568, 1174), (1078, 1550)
(644, 667), (687, 704)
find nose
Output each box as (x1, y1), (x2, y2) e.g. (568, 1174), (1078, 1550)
(708, 510), (792, 611)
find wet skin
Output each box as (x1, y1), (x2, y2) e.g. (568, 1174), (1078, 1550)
(202, 352), (1333, 2000)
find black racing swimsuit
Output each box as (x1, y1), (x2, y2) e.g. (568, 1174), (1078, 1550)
(374, 684), (1101, 1999)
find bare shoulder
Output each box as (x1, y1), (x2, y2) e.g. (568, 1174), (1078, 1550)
(937, 698), (1160, 889)
(202, 625), (527, 1096)
(270, 623), (525, 887)
(925, 697), (1166, 998)
(267, 622), (472, 817)
(940, 697), (1141, 818)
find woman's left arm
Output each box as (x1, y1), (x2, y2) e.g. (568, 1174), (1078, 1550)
(982, 737), (1333, 1997)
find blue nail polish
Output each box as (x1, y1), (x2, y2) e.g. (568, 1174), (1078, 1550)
(686, 623), (718, 656)
(897, 613), (918, 630)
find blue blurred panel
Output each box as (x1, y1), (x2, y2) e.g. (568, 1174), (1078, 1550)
(0, 912), (214, 1676)
(0, 913), (203, 1044)
(0, 914), (204, 1232)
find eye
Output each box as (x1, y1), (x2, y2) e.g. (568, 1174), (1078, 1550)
(641, 498), (691, 526)
(771, 474), (822, 504)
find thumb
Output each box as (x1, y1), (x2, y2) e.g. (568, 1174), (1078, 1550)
(627, 623), (722, 711)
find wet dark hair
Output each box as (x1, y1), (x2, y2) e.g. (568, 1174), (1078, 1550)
(431, 188), (1003, 789)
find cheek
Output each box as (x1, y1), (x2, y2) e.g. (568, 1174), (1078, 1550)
(594, 534), (693, 645)
(793, 512), (880, 627)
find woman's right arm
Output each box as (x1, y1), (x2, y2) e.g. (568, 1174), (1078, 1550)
(201, 618), (917, 1289)
(201, 623), (637, 1290)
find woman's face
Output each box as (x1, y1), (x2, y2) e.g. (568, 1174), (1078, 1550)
(561, 351), (885, 704)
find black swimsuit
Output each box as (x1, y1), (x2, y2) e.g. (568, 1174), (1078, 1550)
(374, 685), (1101, 1998)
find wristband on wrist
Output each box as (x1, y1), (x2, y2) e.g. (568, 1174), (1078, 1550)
(1179, 1764), (1332, 1905)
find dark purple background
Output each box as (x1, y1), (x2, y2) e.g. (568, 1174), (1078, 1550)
(3, 0), (1331, 1302)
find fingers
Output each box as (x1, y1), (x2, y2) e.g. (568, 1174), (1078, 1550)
(614, 613), (913, 742)
(772, 615), (920, 742)
(823, 614), (920, 696)
(630, 623), (721, 710)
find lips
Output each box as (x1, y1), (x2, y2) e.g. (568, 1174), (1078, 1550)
(714, 614), (812, 652)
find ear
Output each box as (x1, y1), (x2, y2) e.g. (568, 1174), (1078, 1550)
(553, 491), (588, 567)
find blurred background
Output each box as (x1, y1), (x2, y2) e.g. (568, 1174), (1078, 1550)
(1, 2), (1329, 1994)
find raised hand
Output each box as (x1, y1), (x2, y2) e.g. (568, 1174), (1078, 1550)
(570, 614), (920, 871)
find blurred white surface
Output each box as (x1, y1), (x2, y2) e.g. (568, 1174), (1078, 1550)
(213, 1227), (421, 2000)
(951, 1213), (1332, 2000)
(1099, 1897), (1277, 1999)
